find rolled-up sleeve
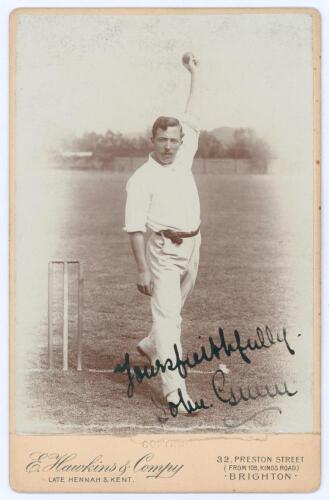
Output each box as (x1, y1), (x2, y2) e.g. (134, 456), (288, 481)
(123, 172), (151, 233)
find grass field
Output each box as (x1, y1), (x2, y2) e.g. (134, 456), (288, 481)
(15, 168), (313, 434)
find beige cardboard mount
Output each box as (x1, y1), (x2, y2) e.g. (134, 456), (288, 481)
(9, 7), (321, 493)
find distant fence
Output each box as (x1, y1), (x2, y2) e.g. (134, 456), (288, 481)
(112, 157), (268, 174)
(53, 156), (269, 174)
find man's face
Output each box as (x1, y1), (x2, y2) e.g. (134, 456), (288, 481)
(151, 126), (182, 165)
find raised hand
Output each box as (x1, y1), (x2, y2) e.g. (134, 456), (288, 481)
(182, 52), (200, 73)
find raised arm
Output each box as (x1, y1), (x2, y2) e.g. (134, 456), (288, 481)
(182, 52), (201, 121)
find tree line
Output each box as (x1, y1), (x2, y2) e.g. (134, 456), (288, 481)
(59, 127), (273, 166)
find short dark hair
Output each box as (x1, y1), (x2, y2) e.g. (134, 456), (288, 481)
(151, 116), (184, 139)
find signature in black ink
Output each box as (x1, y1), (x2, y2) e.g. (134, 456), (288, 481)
(223, 406), (282, 428)
(167, 389), (211, 417)
(114, 326), (296, 398)
(212, 369), (298, 407)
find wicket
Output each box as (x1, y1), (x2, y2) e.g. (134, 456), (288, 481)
(48, 260), (84, 370)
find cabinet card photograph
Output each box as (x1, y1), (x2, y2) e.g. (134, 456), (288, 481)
(10, 7), (321, 493)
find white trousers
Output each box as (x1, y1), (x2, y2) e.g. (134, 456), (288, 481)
(144, 231), (201, 396)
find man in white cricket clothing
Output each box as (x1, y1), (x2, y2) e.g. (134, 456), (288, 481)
(124, 53), (201, 415)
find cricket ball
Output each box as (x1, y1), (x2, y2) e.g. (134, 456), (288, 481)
(182, 52), (194, 65)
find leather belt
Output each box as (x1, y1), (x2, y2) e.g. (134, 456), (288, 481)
(156, 226), (200, 245)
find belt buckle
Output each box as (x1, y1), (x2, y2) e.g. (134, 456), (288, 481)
(163, 230), (183, 245)
(172, 234), (183, 245)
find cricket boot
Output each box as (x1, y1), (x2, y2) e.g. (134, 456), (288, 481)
(137, 337), (157, 367)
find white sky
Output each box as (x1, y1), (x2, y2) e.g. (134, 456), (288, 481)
(15, 12), (314, 164)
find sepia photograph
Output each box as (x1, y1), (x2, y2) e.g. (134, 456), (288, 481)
(9, 5), (322, 493)
(6, 8), (323, 495)
(12, 9), (319, 440)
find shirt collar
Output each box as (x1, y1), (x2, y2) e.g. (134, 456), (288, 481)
(148, 152), (176, 169)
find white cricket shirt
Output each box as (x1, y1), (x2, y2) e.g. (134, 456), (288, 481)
(124, 114), (200, 233)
